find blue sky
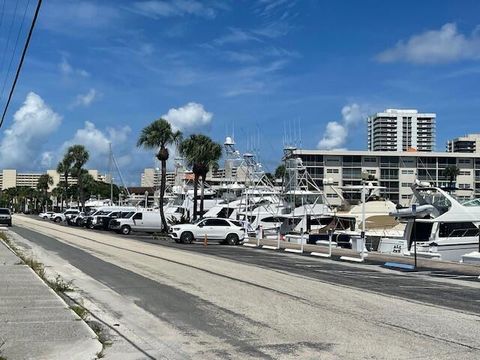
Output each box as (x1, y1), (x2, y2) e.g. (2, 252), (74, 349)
(0, 0), (480, 185)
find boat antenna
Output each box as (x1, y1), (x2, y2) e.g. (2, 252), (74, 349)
(108, 142), (113, 204)
(298, 118), (302, 148)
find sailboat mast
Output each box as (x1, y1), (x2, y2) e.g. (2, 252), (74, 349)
(109, 142), (113, 204)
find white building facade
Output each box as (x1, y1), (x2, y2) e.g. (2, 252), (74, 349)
(0, 169), (107, 191)
(293, 149), (480, 206)
(368, 109), (436, 152)
(447, 133), (480, 153)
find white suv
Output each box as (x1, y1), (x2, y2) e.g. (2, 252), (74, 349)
(169, 218), (245, 245)
(51, 209), (80, 223)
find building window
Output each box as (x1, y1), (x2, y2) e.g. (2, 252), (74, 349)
(380, 169), (399, 179)
(326, 193), (338, 198)
(459, 184), (471, 189)
(401, 169), (415, 175)
(401, 194), (412, 199)
(326, 168), (339, 174)
(458, 171), (471, 176)
(401, 183), (413, 187)
(458, 159), (471, 164)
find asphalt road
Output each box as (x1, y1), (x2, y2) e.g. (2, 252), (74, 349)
(9, 215), (480, 359)
(129, 232), (480, 315)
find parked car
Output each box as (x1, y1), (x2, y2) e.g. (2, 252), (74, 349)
(38, 211), (55, 220)
(0, 208), (12, 227)
(50, 209), (80, 223)
(67, 212), (85, 226)
(169, 218), (245, 245)
(84, 207), (137, 229)
(109, 210), (163, 235)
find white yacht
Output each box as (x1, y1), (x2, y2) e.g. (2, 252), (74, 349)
(380, 182), (480, 261)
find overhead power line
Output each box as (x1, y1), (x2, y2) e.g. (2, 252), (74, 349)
(0, 0), (31, 101)
(0, 0), (42, 129)
(0, 0), (21, 80)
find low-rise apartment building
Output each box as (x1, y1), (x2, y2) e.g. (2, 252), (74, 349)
(0, 169), (107, 191)
(292, 149), (480, 206)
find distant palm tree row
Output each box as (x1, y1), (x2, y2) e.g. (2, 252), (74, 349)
(137, 118), (222, 231)
(0, 143), (119, 212)
(2, 116), (223, 226)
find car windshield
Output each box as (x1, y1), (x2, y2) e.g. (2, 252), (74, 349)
(0, 209), (10, 214)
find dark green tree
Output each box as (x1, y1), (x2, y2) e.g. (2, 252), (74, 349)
(444, 165), (460, 189)
(179, 134), (222, 219)
(37, 174), (54, 212)
(67, 145), (90, 210)
(137, 119), (182, 231)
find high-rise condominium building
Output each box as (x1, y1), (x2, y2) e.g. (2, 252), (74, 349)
(447, 133), (480, 153)
(367, 109), (436, 152)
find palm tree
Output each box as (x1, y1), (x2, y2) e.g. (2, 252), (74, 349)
(57, 154), (74, 210)
(275, 164), (286, 188)
(67, 145), (89, 210)
(137, 119), (182, 231)
(179, 134), (222, 219)
(444, 165), (460, 189)
(37, 174), (54, 212)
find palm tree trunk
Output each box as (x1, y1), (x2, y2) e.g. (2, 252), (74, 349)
(193, 173), (199, 220)
(64, 173), (69, 209)
(78, 175), (84, 211)
(200, 174), (205, 216)
(159, 159), (168, 232)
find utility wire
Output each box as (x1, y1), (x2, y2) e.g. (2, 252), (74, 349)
(0, 0), (21, 84)
(0, 0), (6, 29)
(0, 0), (42, 129)
(0, 0), (31, 100)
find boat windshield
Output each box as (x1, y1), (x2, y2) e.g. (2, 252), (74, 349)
(460, 198), (480, 207)
(413, 188), (452, 213)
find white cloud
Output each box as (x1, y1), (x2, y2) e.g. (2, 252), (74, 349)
(341, 103), (363, 125)
(62, 121), (132, 169)
(0, 92), (62, 169)
(162, 102), (213, 132)
(317, 121), (347, 150)
(41, 0), (121, 33)
(41, 152), (53, 168)
(377, 23), (480, 64)
(59, 56), (89, 77)
(73, 89), (98, 107)
(131, 0), (218, 19)
(317, 103), (366, 150)
(214, 28), (261, 45)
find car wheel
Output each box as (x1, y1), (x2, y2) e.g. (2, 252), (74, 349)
(8, 222), (12, 227)
(43, 216), (47, 220)
(180, 231), (194, 244)
(55, 217), (62, 223)
(226, 233), (239, 245)
(121, 225), (131, 235)
(76, 219), (81, 226)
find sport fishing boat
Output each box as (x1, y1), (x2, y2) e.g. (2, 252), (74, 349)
(379, 181), (480, 261)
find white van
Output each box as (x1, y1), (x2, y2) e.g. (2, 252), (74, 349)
(109, 210), (162, 235)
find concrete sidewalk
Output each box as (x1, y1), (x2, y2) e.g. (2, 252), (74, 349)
(0, 229), (102, 360)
